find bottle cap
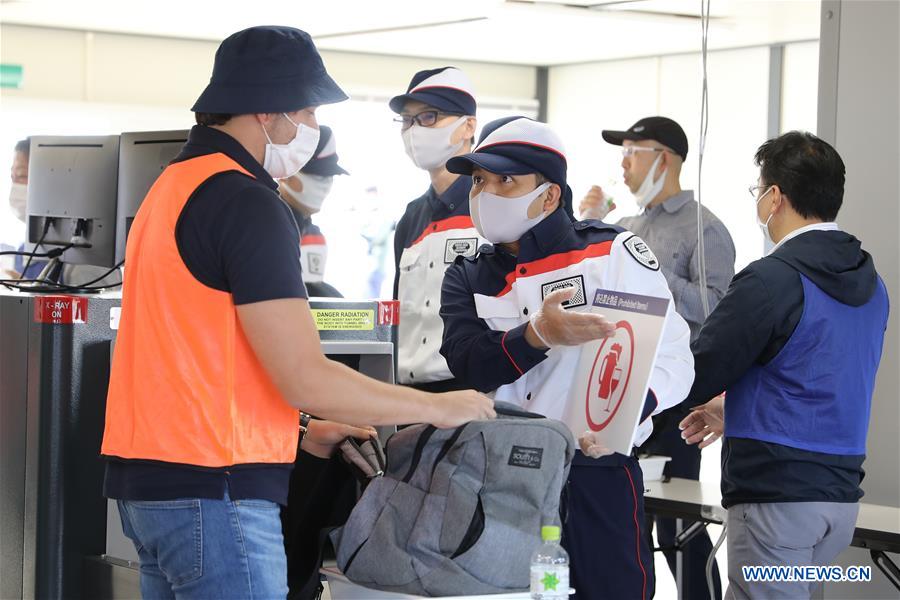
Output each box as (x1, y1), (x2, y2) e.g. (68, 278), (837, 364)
(541, 525), (561, 541)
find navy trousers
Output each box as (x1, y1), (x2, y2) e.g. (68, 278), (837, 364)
(562, 452), (654, 600)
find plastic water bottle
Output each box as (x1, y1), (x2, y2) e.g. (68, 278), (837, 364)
(530, 525), (569, 599)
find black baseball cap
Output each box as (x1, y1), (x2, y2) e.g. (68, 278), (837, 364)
(192, 26), (348, 115)
(602, 116), (688, 161)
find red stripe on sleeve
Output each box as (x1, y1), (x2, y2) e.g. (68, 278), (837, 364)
(500, 330), (524, 377)
(300, 234), (326, 246)
(495, 241), (613, 297)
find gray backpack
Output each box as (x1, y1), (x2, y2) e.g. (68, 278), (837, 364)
(330, 404), (575, 596)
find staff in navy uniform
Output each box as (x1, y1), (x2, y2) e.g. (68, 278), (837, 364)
(439, 116), (695, 600)
(279, 124), (347, 297)
(582, 116), (733, 600)
(679, 131), (889, 600)
(390, 66), (486, 392)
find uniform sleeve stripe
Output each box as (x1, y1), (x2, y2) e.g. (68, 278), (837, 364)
(410, 215), (475, 248)
(500, 330), (524, 376)
(495, 240), (613, 297)
(300, 234), (326, 246)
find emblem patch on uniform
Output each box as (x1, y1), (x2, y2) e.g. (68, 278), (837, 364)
(541, 275), (586, 309)
(308, 253), (325, 275)
(444, 238), (478, 263)
(508, 446), (543, 469)
(623, 235), (660, 271)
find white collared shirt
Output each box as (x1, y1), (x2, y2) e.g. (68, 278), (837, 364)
(771, 222), (840, 253)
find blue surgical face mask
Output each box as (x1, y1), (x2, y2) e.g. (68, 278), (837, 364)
(755, 185), (775, 245)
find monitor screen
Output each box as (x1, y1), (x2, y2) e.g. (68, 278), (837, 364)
(26, 136), (120, 268)
(115, 130), (189, 263)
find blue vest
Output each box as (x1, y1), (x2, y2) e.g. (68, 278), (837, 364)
(726, 274), (889, 455)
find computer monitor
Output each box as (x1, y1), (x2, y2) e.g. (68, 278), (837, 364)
(26, 135), (120, 268)
(115, 130), (189, 263)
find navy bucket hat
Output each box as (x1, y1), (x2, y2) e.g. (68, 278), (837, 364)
(300, 126), (349, 176)
(447, 116), (575, 219)
(192, 26), (348, 115)
(389, 67), (477, 116)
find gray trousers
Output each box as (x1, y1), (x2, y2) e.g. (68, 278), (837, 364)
(725, 502), (859, 600)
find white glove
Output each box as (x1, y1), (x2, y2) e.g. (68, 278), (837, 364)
(528, 288), (616, 347)
(578, 431), (614, 458)
(579, 185), (616, 221)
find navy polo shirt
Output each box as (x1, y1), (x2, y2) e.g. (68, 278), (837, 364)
(104, 125), (314, 506)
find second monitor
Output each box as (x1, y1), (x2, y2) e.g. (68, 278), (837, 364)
(115, 130), (190, 264)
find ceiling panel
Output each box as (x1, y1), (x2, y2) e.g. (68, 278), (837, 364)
(0, 0), (820, 65)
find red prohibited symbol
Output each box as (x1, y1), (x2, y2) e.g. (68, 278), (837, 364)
(585, 321), (634, 431)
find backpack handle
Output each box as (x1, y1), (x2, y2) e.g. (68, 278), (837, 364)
(493, 401), (544, 420)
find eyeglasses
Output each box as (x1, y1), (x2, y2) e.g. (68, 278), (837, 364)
(393, 110), (462, 131)
(748, 184), (773, 201)
(621, 146), (666, 158)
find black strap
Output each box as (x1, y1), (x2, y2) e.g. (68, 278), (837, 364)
(494, 402), (544, 419)
(430, 424), (468, 478)
(400, 426), (437, 483)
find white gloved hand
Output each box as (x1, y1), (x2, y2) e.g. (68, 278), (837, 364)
(578, 431), (614, 458)
(579, 185), (616, 221)
(528, 288), (616, 348)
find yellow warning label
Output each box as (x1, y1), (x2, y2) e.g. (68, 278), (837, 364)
(311, 309), (375, 331)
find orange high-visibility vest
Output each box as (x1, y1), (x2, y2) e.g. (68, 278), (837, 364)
(102, 153), (299, 467)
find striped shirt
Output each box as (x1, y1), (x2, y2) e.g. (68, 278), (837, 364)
(618, 190), (735, 340)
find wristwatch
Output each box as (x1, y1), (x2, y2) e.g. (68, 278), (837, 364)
(299, 412), (311, 444)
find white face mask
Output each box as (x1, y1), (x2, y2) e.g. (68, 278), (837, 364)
(756, 186), (775, 246)
(261, 113), (320, 180)
(281, 172), (334, 213)
(402, 116), (468, 171)
(471, 182), (551, 244)
(632, 153), (667, 209)
(8, 182), (27, 222)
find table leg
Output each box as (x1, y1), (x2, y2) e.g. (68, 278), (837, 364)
(676, 518), (683, 600)
(871, 550), (900, 591)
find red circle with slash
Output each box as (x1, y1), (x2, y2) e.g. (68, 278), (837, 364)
(585, 320), (634, 431)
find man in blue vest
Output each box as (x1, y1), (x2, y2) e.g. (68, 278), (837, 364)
(679, 131), (889, 599)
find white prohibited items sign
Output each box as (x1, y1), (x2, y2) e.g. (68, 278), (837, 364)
(565, 289), (670, 455)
